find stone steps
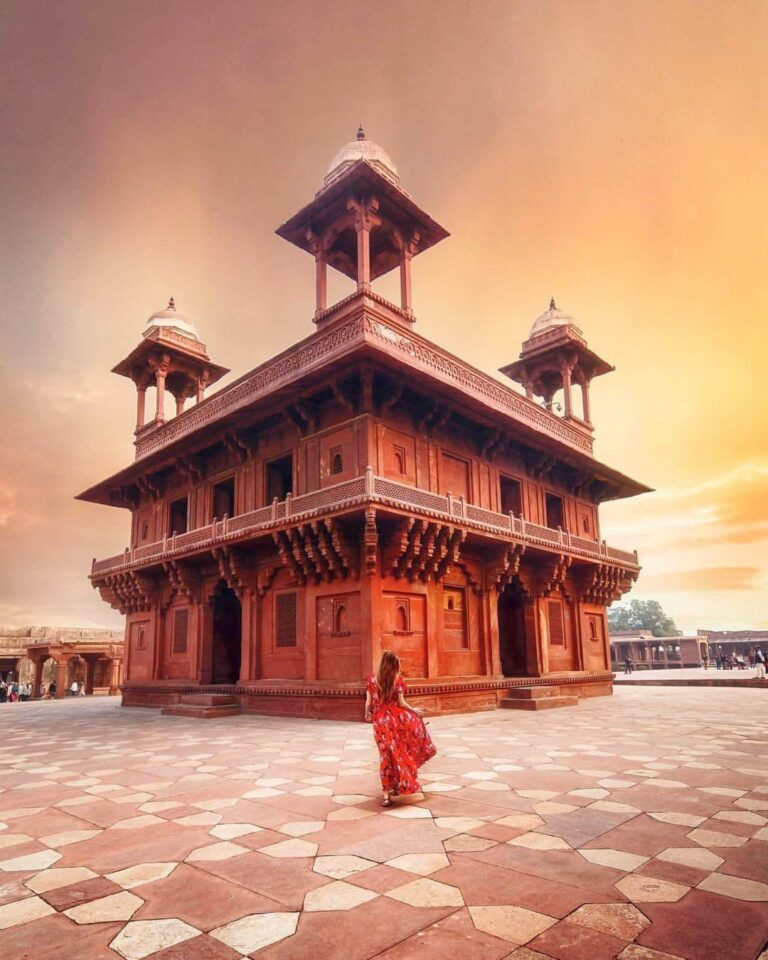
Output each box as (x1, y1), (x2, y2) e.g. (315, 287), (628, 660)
(499, 685), (579, 710)
(161, 693), (242, 719)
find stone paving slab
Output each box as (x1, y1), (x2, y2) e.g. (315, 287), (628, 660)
(0, 686), (766, 959)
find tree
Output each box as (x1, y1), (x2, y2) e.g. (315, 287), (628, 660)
(607, 599), (681, 637)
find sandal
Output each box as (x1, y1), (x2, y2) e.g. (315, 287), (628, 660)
(382, 797), (392, 807)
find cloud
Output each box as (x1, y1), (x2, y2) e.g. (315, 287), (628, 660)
(638, 566), (763, 592)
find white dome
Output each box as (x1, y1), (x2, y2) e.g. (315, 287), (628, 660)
(529, 298), (581, 339)
(142, 297), (200, 342)
(324, 126), (400, 186)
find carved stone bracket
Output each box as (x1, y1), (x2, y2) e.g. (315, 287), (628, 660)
(223, 430), (257, 464)
(576, 563), (637, 604)
(109, 485), (140, 509)
(479, 428), (505, 461)
(488, 543), (527, 591)
(95, 570), (156, 614)
(415, 400), (451, 435)
(330, 378), (356, 416)
(273, 518), (359, 585)
(364, 507), (378, 576)
(163, 559), (202, 602)
(524, 451), (558, 481)
(175, 454), (205, 485)
(378, 380), (403, 417)
(384, 518), (465, 582)
(284, 400), (318, 436)
(257, 565), (278, 597)
(212, 546), (254, 598)
(136, 474), (164, 502)
(454, 560), (482, 596)
(539, 554), (572, 597)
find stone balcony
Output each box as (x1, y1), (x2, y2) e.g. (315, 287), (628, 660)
(91, 469), (639, 580)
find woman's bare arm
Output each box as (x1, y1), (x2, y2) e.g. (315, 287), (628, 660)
(364, 689), (372, 721)
(398, 691), (424, 716)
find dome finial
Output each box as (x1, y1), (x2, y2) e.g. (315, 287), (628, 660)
(356, 123), (366, 141)
(549, 296), (556, 311)
(167, 296), (176, 311)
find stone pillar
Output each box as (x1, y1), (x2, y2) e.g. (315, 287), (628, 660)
(54, 657), (70, 699)
(349, 196), (380, 291)
(581, 380), (592, 424)
(315, 255), (327, 316)
(136, 387), (146, 430)
(199, 601), (215, 685)
(110, 658), (122, 691)
(561, 362), (573, 417)
(175, 395), (184, 416)
(238, 590), (257, 683)
(32, 658), (44, 700)
(84, 657), (95, 695)
(155, 371), (166, 422)
(357, 224), (371, 289)
(400, 251), (412, 313)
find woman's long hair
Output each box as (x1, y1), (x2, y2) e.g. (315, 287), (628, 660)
(376, 650), (401, 703)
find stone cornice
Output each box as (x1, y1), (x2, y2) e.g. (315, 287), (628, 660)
(133, 296), (593, 462)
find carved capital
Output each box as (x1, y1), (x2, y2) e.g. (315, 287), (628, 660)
(347, 195), (381, 231)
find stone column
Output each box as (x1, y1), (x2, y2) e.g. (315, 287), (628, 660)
(136, 386), (147, 430)
(315, 255), (327, 315)
(54, 657), (70, 699)
(348, 196), (380, 291)
(581, 381), (592, 424)
(155, 371), (166, 422)
(32, 658), (44, 699)
(84, 657), (95, 695)
(561, 361), (573, 417)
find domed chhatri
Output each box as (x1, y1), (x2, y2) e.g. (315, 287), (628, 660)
(529, 297), (582, 339)
(324, 124), (400, 187)
(277, 125), (449, 315)
(143, 296), (201, 342)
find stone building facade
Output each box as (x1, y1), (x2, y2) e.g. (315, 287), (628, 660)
(0, 626), (124, 696)
(79, 129), (649, 718)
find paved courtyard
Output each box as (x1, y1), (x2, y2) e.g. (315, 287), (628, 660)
(0, 688), (766, 960)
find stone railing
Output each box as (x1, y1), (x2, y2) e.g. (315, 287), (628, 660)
(134, 296), (593, 461)
(91, 469), (638, 578)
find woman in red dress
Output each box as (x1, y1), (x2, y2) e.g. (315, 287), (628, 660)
(364, 651), (437, 806)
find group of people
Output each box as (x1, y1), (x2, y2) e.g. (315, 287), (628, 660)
(711, 648), (766, 676)
(0, 678), (89, 701)
(0, 679), (33, 702)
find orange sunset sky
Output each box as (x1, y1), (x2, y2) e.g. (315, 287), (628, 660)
(1, 0), (767, 633)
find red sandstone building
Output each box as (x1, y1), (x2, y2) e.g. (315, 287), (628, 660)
(610, 630), (707, 669)
(78, 129), (650, 718)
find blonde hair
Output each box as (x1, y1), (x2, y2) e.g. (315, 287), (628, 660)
(376, 650), (401, 702)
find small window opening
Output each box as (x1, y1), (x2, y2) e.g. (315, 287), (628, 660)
(169, 497), (188, 536)
(395, 601), (410, 633)
(267, 455), (293, 502)
(213, 477), (236, 520)
(331, 448), (344, 475)
(545, 493), (564, 530)
(393, 445), (406, 475)
(333, 603), (349, 634)
(500, 476), (523, 516)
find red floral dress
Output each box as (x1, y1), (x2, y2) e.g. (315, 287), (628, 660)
(366, 675), (436, 795)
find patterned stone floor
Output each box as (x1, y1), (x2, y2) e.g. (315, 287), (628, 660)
(0, 687), (767, 960)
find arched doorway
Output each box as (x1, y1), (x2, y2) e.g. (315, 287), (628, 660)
(211, 581), (242, 684)
(497, 578), (530, 676)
